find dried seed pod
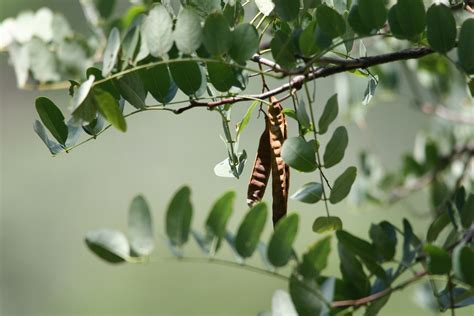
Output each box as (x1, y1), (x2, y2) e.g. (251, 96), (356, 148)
(247, 117), (272, 207)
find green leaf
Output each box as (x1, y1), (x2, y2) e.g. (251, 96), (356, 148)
(207, 61), (236, 92)
(299, 21), (318, 57)
(202, 13), (232, 55)
(461, 194), (474, 228)
(395, 0), (426, 39)
(85, 229), (130, 263)
(121, 25), (140, 69)
(318, 94), (338, 135)
(86, 67), (120, 100)
(94, 0), (116, 18)
(300, 236), (331, 279)
(329, 166), (357, 204)
(235, 203), (268, 258)
(426, 4), (456, 54)
(117, 72), (147, 109)
(282, 137), (317, 172)
(169, 60), (204, 96)
(458, 19), (474, 75)
(71, 75), (98, 123)
(369, 222), (397, 261)
(229, 23), (259, 64)
(316, 5), (346, 39)
(387, 5), (404, 39)
(102, 27), (121, 77)
(128, 195), (154, 256)
(453, 246), (474, 287)
(139, 64), (177, 104)
(358, 0), (387, 31)
(271, 30), (297, 69)
(348, 5), (373, 35)
(424, 244), (451, 275)
(297, 99), (311, 131)
(236, 101), (258, 138)
(337, 230), (377, 262)
(427, 211), (450, 242)
(174, 8), (202, 55)
(166, 186), (193, 247)
(267, 214), (299, 267)
(94, 89), (127, 132)
(338, 243), (370, 298)
(291, 182), (323, 204)
(255, 0), (275, 16)
(323, 126), (348, 168)
(35, 97), (68, 145)
(205, 191), (236, 251)
(312, 216), (343, 233)
(289, 274), (323, 316)
(274, 0), (299, 21)
(143, 4), (174, 58)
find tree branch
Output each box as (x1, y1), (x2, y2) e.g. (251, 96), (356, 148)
(174, 47), (434, 114)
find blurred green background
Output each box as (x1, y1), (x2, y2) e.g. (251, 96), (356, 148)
(1, 1), (473, 315)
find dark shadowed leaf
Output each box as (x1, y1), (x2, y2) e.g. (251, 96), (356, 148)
(395, 0), (426, 39)
(291, 182), (323, 204)
(282, 137), (317, 172)
(427, 211), (450, 242)
(117, 72), (147, 109)
(166, 186), (193, 247)
(453, 246), (474, 287)
(229, 23), (259, 64)
(329, 166), (357, 204)
(274, 0), (299, 21)
(323, 126), (348, 168)
(207, 61), (236, 92)
(140, 64), (177, 104)
(318, 94), (338, 135)
(458, 19), (474, 75)
(426, 4), (456, 54)
(316, 5), (346, 39)
(35, 97), (68, 145)
(202, 13), (232, 55)
(461, 194), (474, 228)
(348, 5), (373, 35)
(289, 274), (323, 316)
(267, 214), (299, 267)
(128, 195), (154, 256)
(235, 203), (267, 258)
(369, 222), (397, 261)
(338, 243), (370, 297)
(169, 60), (203, 96)
(271, 30), (297, 69)
(85, 229), (130, 263)
(337, 230), (377, 262)
(358, 0), (387, 31)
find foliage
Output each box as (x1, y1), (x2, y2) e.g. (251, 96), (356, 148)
(1, 0), (474, 314)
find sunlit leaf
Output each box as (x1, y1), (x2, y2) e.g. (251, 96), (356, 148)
(312, 216), (343, 233)
(174, 8), (202, 54)
(85, 229), (130, 263)
(318, 94), (338, 135)
(128, 195), (154, 256)
(143, 4), (173, 58)
(281, 137), (317, 172)
(291, 182), (323, 204)
(102, 27), (121, 77)
(94, 89), (127, 132)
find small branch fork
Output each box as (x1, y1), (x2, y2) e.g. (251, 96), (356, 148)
(173, 47), (435, 114)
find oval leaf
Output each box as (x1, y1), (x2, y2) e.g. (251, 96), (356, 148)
(312, 216), (343, 233)
(166, 186), (193, 247)
(202, 13), (232, 55)
(274, 0), (299, 21)
(316, 5), (346, 39)
(458, 19), (474, 75)
(395, 0), (426, 39)
(282, 137), (317, 172)
(291, 182), (323, 204)
(174, 8), (202, 55)
(267, 214), (299, 267)
(318, 94), (338, 135)
(169, 60), (203, 96)
(426, 4), (456, 54)
(453, 246), (474, 287)
(117, 72), (147, 109)
(143, 4), (174, 58)
(85, 229), (130, 263)
(140, 64), (177, 104)
(230, 23), (259, 65)
(128, 195), (154, 256)
(329, 166), (357, 204)
(358, 0), (387, 31)
(208, 61), (236, 92)
(424, 244), (451, 275)
(235, 203), (268, 258)
(35, 97), (68, 145)
(205, 191), (236, 251)
(102, 27), (121, 77)
(323, 126), (348, 168)
(94, 89), (127, 132)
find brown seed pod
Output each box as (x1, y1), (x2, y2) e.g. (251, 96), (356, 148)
(268, 96), (289, 226)
(247, 116), (272, 207)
